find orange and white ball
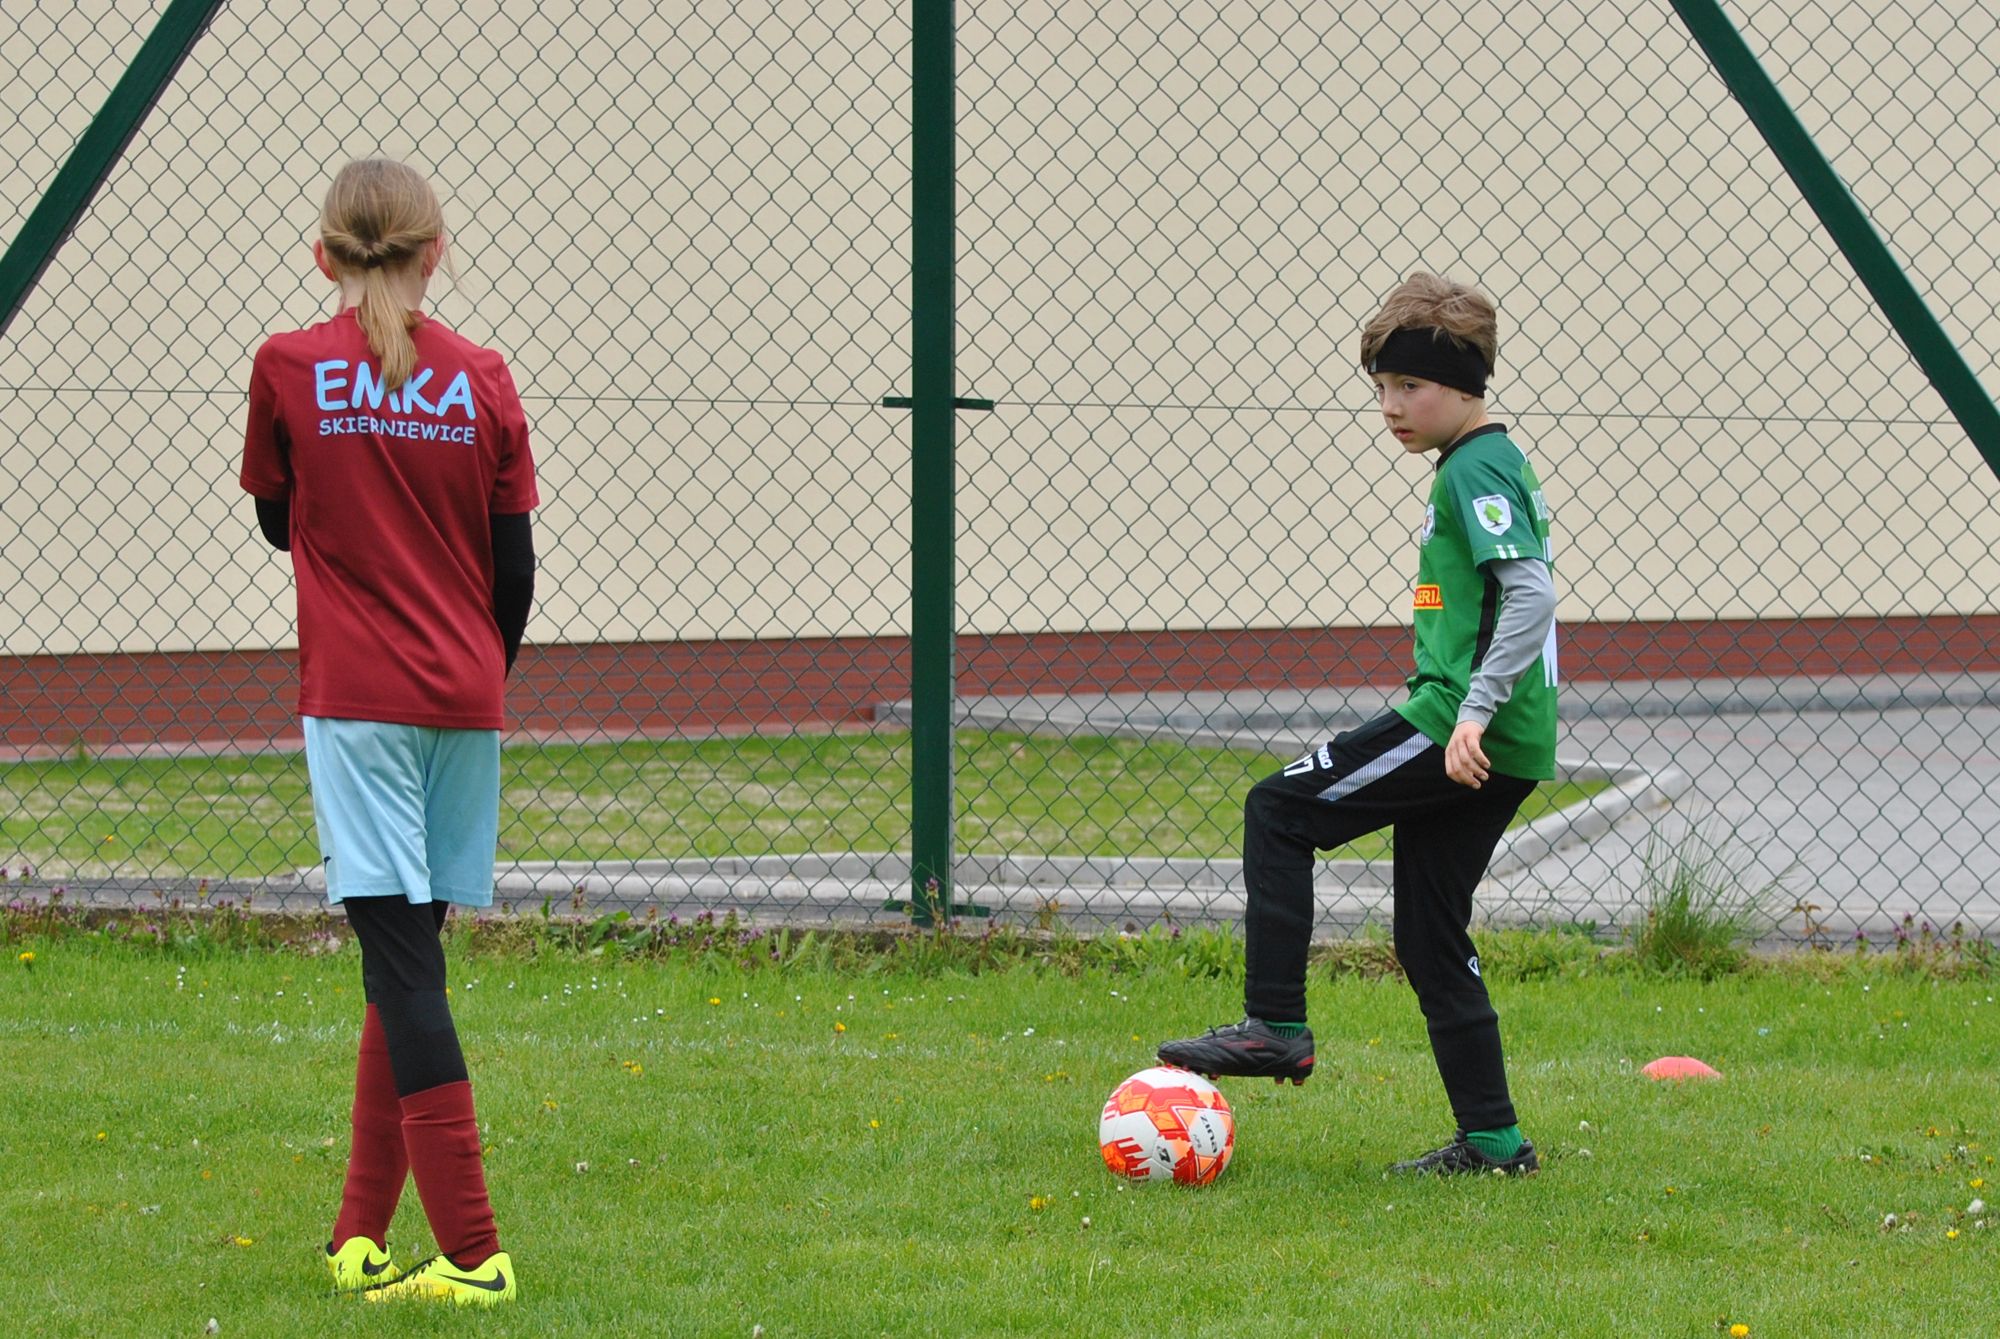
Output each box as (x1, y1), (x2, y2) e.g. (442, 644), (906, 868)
(1098, 1066), (1235, 1186)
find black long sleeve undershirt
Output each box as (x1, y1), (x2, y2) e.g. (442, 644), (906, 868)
(490, 511), (536, 672)
(251, 499), (537, 673)
(254, 496), (290, 551)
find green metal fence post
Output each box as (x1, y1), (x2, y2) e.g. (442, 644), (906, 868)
(908, 0), (956, 925)
(1668, 0), (2000, 482)
(0, 0), (225, 342)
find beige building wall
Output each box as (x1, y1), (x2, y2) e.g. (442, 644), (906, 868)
(3, 0), (1996, 659)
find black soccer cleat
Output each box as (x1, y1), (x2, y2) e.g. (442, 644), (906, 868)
(1387, 1132), (1540, 1177)
(1156, 1018), (1315, 1085)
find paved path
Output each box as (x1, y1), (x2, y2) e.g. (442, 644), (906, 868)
(877, 673), (2000, 942)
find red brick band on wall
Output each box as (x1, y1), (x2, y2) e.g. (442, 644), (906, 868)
(1, 616), (1995, 756)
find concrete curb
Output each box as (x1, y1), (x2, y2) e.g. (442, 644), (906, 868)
(875, 670), (2000, 735)
(247, 751), (1683, 934)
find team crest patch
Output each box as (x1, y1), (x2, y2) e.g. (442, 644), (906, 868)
(1472, 495), (1512, 536)
(1413, 584), (1442, 610)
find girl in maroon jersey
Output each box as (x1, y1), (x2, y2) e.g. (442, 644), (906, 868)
(241, 158), (535, 1305)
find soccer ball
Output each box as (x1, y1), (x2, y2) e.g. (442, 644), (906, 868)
(1098, 1066), (1235, 1186)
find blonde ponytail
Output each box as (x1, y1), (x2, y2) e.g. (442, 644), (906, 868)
(318, 159), (447, 390)
(354, 269), (422, 390)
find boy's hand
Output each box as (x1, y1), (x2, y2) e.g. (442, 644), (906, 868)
(1445, 721), (1490, 788)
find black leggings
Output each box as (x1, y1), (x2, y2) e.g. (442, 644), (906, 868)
(1242, 712), (1534, 1132)
(342, 897), (469, 1098)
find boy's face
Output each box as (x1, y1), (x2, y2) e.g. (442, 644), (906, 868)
(1370, 372), (1485, 455)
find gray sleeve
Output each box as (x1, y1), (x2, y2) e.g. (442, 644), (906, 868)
(1457, 557), (1556, 728)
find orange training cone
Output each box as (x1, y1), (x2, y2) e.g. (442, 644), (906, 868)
(1642, 1055), (1722, 1080)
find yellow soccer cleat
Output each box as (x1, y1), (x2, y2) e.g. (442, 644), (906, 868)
(362, 1250), (516, 1306)
(325, 1237), (401, 1292)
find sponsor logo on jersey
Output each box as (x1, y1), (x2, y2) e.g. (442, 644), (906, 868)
(1467, 954), (1481, 978)
(312, 359), (479, 443)
(314, 360), (476, 419)
(1421, 503), (1436, 544)
(1413, 584), (1442, 611)
(1472, 494), (1512, 536)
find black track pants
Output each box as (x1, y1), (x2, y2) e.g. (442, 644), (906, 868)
(1241, 711), (1534, 1132)
(342, 897), (469, 1098)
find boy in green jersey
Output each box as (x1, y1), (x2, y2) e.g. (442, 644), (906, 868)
(1159, 273), (1556, 1176)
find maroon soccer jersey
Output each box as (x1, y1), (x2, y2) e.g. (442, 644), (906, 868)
(240, 309), (539, 729)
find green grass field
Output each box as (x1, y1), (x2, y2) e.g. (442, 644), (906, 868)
(0, 730), (1603, 879)
(3, 935), (1994, 1336)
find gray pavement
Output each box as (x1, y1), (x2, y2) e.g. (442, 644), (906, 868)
(875, 674), (2000, 942)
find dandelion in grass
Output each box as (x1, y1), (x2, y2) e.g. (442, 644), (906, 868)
(1729, 1326), (1749, 1338)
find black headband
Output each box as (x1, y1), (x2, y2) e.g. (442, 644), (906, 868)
(1366, 326), (1491, 396)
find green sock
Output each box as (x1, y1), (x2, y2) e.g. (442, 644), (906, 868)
(1260, 1020), (1307, 1038)
(1465, 1125), (1524, 1161)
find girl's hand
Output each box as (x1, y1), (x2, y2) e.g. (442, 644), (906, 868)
(1445, 721), (1489, 788)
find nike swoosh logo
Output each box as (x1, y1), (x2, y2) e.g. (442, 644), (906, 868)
(437, 1270), (509, 1292)
(360, 1258), (391, 1277)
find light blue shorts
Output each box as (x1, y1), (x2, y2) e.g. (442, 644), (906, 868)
(302, 716), (501, 907)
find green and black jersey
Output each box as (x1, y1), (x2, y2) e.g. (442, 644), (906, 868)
(1393, 423), (1557, 780)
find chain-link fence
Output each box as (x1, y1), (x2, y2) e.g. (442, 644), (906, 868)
(3, 0), (1998, 942)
